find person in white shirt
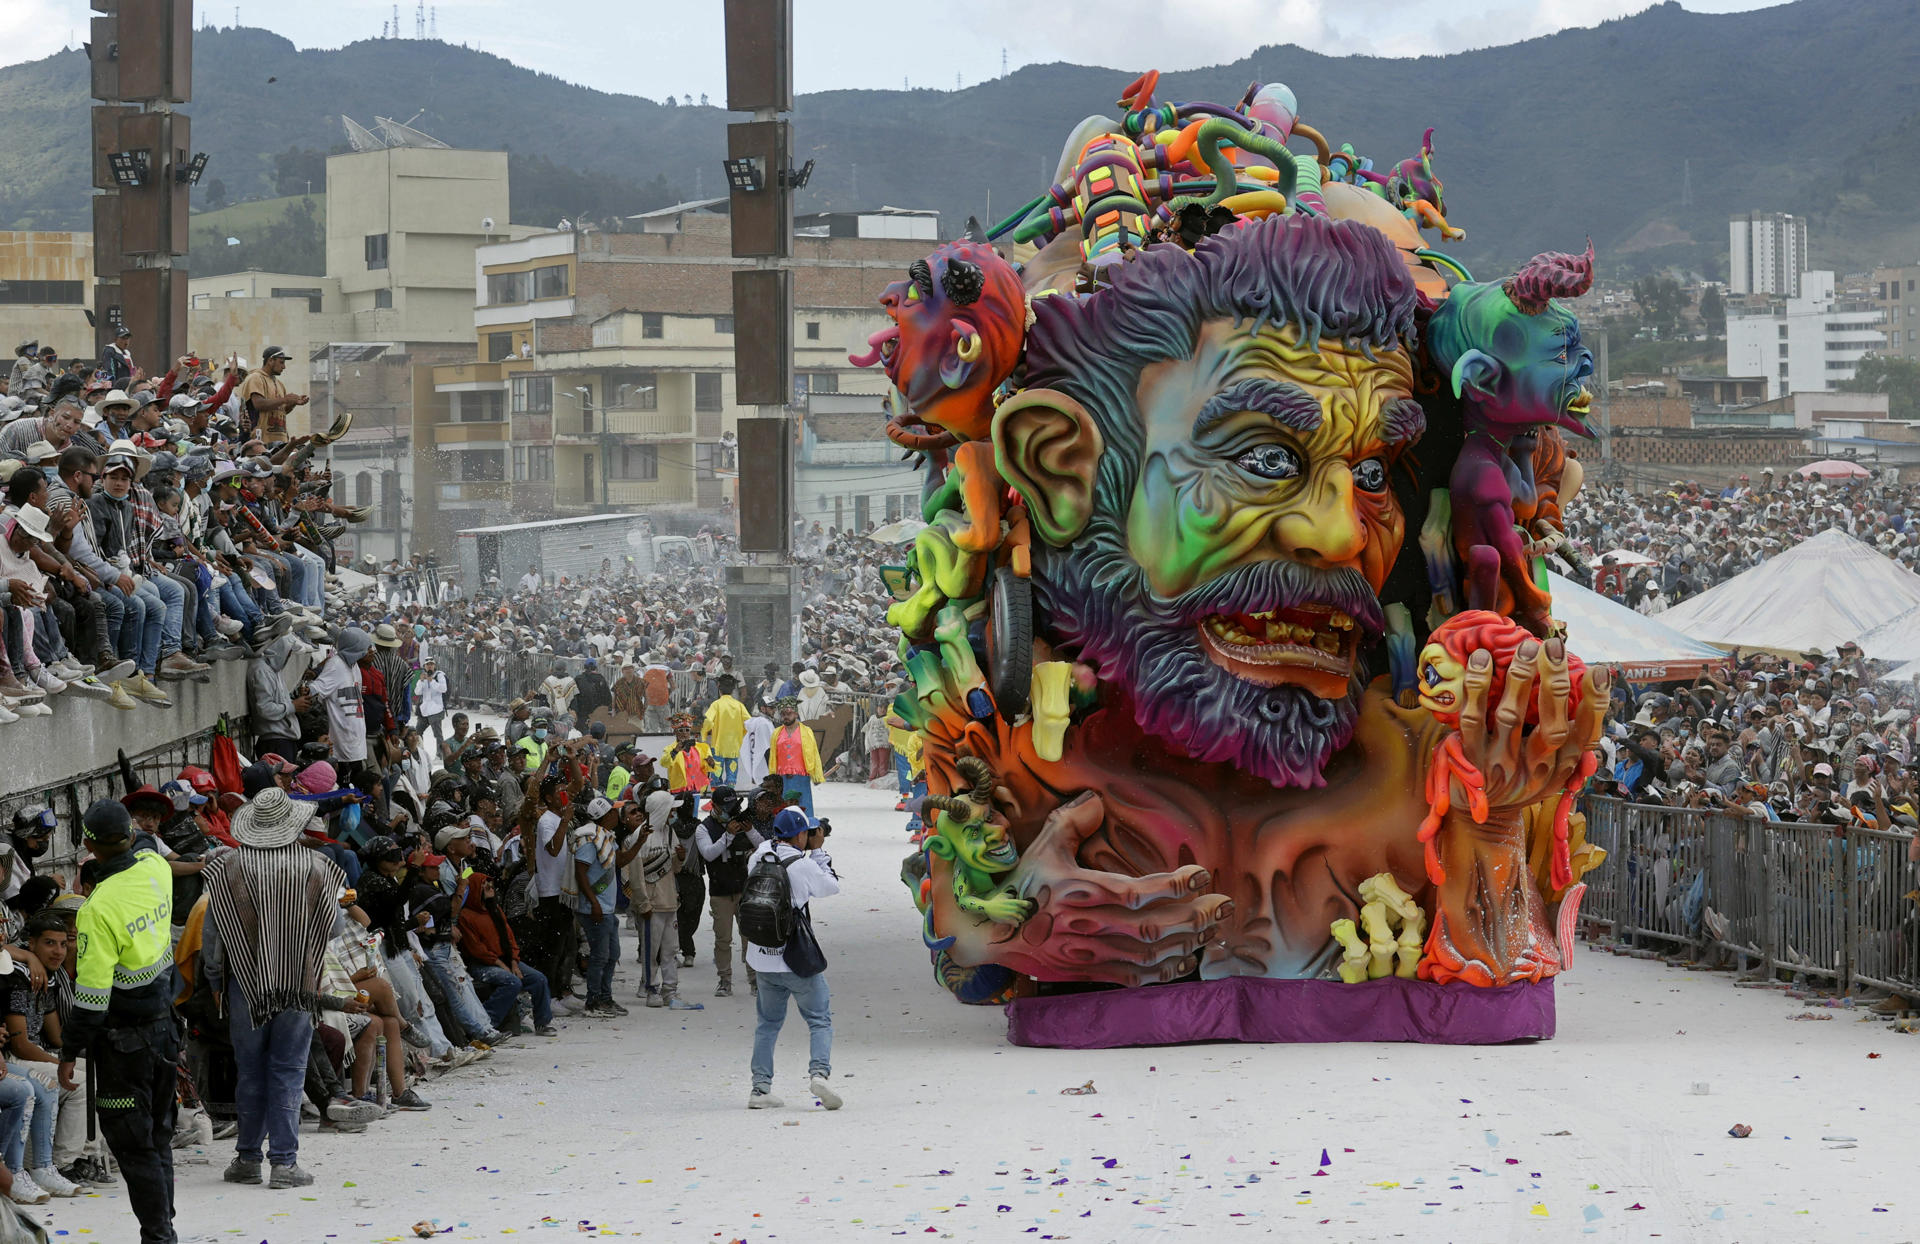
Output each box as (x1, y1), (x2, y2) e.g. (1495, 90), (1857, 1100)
(518, 564), (542, 594)
(414, 657), (450, 755)
(738, 702), (774, 788)
(311, 627), (372, 782)
(745, 809), (841, 1111)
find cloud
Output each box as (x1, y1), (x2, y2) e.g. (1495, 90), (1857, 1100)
(0, 0), (74, 65)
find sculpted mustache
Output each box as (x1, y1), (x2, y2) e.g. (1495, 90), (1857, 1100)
(1140, 559), (1386, 637)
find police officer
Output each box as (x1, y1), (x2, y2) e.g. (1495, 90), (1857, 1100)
(58, 799), (180, 1244)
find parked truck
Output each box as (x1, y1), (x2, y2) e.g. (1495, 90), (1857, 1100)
(455, 513), (713, 588)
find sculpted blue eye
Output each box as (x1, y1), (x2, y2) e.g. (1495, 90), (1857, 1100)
(1237, 444), (1300, 481)
(1352, 458), (1387, 492)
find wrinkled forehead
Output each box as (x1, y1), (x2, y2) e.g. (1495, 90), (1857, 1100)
(1149, 319), (1417, 445)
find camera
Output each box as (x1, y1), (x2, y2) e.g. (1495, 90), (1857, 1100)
(814, 817), (832, 839)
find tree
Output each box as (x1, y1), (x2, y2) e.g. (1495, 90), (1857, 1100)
(1840, 354), (1920, 422)
(1697, 286), (1725, 337)
(1631, 276), (1689, 339)
(272, 146), (329, 198)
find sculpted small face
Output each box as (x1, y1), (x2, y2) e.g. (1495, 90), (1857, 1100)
(1486, 303), (1594, 434)
(1125, 320), (1416, 700)
(1415, 642), (1467, 720)
(943, 811), (1018, 873)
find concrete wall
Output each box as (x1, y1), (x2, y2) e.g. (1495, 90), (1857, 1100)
(0, 660), (246, 808)
(0, 230), (95, 361)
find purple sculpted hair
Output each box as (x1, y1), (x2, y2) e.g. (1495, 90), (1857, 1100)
(1018, 215), (1417, 789)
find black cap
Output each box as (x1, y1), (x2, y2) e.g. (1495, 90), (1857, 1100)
(115, 326), (131, 339)
(262, 345), (289, 361)
(82, 799), (132, 842)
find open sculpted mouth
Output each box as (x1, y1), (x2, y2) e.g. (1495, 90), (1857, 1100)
(1195, 604), (1365, 698)
(1565, 387), (1592, 418)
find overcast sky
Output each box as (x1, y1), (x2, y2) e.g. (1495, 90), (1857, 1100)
(3, 0), (1780, 99)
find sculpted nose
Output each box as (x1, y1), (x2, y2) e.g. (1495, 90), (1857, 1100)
(1275, 469), (1365, 568)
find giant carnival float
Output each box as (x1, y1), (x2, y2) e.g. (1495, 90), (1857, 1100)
(857, 71), (1609, 1047)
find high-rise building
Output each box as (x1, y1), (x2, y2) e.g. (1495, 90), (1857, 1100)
(1728, 211), (1809, 299)
(1725, 271), (1884, 399)
(1872, 264), (1920, 362)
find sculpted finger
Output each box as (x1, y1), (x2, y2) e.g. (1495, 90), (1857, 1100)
(1557, 668), (1610, 770)
(1051, 893), (1234, 941)
(1534, 639), (1571, 748)
(1031, 791), (1107, 861)
(1457, 649), (1494, 760)
(1051, 864), (1213, 911)
(1493, 640), (1540, 770)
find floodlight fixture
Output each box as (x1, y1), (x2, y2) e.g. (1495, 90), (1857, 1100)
(781, 159), (815, 190)
(723, 156), (764, 193)
(177, 152), (210, 185)
(107, 150), (150, 188)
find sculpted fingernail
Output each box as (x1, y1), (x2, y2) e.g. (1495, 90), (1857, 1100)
(1189, 870), (1212, 893)
(1469, 651), (1491, 670)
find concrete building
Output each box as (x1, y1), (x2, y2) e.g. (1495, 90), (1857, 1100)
(1725, 271), (1885, 399)
(1872, 264), (1920, 362)
(0, 231), (94, 363)
(418, 203), (934, 557)
(797, 392), (923, 534)
(1728, 211), (1809, 299)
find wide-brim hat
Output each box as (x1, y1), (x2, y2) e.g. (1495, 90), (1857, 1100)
(798, 670), (823, 688)
(94, 389), (136, 415)
(103, 438), (153, 482)
(10, 505), (53, 543)
(373, 623), (401, 648)
(232, 788), (311, 849)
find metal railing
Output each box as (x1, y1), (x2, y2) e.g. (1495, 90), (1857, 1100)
(1581, 797), (1920, 994)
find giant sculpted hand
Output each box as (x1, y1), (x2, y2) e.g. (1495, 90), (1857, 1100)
(930, 793), (1233, 987)
(1456, 637), (1607, 815)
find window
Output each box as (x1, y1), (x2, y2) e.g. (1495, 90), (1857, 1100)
(0, 280), (85, 305)
(1779, 363), (1790, 377)
(364, 233), (388, 270)
(373, 288), (393, 309)
(486, 332), (515, 363)
(1778, 324), (1788, 338)
(511, 375), (554, 413)
(354, 472), (373, 506)
(611, 445), (657, 480)
(641, 313), (664, 339)
(605, 369), (657, 410)
(713, 315), (734, 334)
(695, 442), (717, 479)
(694, 372), (723, 412)
(805, 321), (820, 340)
(885, 493), (902, 522)
(458, 392), (505, 423)
(380, 470), (401, 527)
(486, 270), (529, 304)
(454, 449), (504, 481)
(854, 494), (870, 530)
(527, 446), (553, 481)
(190, 293), (209, 309)
(793, 371), (839, 403)
(270, 286), (324, 313)
(533, 264), (569, 299)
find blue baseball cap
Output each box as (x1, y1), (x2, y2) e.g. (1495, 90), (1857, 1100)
(160, 780), (208, 810)
(771, 808), (814, 839)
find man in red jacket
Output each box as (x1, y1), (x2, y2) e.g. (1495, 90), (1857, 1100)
(457, 871), (555, 1036)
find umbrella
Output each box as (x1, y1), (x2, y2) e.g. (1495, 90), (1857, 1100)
(1794, 459), (1871, 479)
(868, 518), (928, 545)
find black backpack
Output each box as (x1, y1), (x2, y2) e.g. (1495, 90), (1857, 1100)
(739, 850), (802, 949)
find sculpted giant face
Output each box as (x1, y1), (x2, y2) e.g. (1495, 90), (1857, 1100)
(997, 215), (1423, 789)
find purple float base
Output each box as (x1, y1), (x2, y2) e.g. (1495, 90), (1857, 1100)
(1004, 975), (1555, 1049)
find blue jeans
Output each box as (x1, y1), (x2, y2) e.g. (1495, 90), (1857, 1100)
(424, 942), (497, 1040)
(751, 969), (832, 1092)
(0, 1073), (30, 1174)
(894, 752), (911, 796)
(106, 584), (161, 672)
(781, 775), (815, 818)
(138, 574), (183, 659)
(217, 577), (264, 641)
(716, 756), (739, 787)
(227, 981), (312, 1167)
(471, 962), (551, 1028)
(1, 1061), (54, 1170)
(575, 910), (620, 1003)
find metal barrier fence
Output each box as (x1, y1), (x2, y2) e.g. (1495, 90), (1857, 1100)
(1581, 797), (1920, 995)
(0, 723), (241, 878)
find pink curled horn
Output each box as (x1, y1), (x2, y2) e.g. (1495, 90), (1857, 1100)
(1503, 239), (1594, 315)
(1420, 126), (1435, 157)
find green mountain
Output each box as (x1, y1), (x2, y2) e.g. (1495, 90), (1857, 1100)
(2, 0), (1918, 280)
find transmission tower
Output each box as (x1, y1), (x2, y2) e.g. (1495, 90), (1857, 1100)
(1001, 47), (1008, 77)
(415, 2), (425, 38)
(430, 6), (437, 37)
(392, 5), (400, 37)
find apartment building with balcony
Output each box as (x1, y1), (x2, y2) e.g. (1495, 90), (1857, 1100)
(1872, 264), (1920, 362)
(1726, 271), (1886, 400)
(415, 201), (936, 554)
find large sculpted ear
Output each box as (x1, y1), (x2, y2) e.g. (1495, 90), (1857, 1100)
(1448, 348), (1503, 403)
(992, 388), (1104, 547)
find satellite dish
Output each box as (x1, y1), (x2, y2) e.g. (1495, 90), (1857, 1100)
(481, 217), (495, 232)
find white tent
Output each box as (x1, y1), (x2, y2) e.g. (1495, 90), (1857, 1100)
(1855, 606), (1920, 664)
(1548, 571), (1727, 681)
(1658, 528), (1920, 656)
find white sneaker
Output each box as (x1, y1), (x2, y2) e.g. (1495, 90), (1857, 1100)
(27, 1167), (79, 1198)
(809, 1076), (843, 1111)
(8, 699), (51, 718)
(6, 1170), (48, 1204)
(747, 1090), (783, 1109)
(0, 702), (17, 724)
(29, 668), (66, 695)
(215, 617), (245, 636)
(50, 660), (88, 679)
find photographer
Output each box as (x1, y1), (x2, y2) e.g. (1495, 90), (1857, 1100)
(696, 786), (769, 998)
(628, 788), (697, 1010)
(744, 808), (841, 1111)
